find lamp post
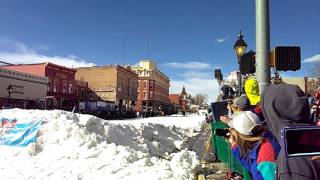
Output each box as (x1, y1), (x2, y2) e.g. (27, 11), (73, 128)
(233, 31), (247, 96)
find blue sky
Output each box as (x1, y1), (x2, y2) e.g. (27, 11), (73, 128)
(0, 0), (319, 102)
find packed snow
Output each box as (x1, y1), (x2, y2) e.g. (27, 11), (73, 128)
(0, 109), (206, 180)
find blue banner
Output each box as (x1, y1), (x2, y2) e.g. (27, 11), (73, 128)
(0, 117), (42, 146)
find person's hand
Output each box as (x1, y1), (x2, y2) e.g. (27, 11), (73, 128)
(311, 156), (320, 161)
(227, 104), (232, 111)
(220, 115), (230, 124)
(227, 132), (236, 147)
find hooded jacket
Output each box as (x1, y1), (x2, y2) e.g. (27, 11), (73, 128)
(261, 84), (320, 180)
(245, 78), (261, 106)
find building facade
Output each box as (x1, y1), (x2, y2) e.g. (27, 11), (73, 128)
(169, 86), (188, 111)
(281, 77), (320, 95)
(3, 62), (88, 110)
(0, 67), (48, 109)
(132, 60), (170, 113)
(75, 65), (138, 111)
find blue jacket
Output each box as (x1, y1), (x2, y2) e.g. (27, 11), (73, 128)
(231, 131), (280, 180)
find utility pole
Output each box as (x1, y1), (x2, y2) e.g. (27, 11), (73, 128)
(255, 0), (271, 94)
(123, 39), (126, 66)
(147, 40), (150, 59)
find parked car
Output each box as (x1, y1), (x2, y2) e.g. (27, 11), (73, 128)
(198, 109), (208, 116)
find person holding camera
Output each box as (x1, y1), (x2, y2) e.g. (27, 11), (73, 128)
(261, 84), (320, 180)
(225, 111), (280, 180)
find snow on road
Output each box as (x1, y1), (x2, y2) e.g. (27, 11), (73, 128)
(0, 109), (206, 180)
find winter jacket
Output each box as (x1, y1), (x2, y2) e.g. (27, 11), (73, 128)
(245, 78), (260, 106)
(231, 131), (280, 180)
(261, 84), (320, 180)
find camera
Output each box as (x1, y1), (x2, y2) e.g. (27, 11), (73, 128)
(215, 128), (230, 137)
(281, 126), (320, 157)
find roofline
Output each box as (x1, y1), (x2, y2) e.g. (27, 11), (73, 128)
(3, 62), (77, 72)
(157, 69), (170, 80)
(0, 60), (14, 65)
(2, 62), (46, 66)
(76, 65), (138, 76)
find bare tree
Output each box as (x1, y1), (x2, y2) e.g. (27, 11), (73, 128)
(192, 93), (208, 106)
(311, 62), (320, 78)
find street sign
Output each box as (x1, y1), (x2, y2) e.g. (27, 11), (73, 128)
(7, 85), (24, 94)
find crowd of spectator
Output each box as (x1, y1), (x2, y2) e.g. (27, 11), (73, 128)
(214, 77), (320, 180)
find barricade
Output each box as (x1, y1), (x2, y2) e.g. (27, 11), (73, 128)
(211, 121), (252, 180)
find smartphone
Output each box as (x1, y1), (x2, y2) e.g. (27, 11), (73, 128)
(282, 126), (320, 157)
(215, 128), (230, 137)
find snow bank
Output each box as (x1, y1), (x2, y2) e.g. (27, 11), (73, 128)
(0, 109), (204, 180)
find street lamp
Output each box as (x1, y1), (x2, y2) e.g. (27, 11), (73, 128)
(234, 31), (248, 63)
(233, 31), (247, 96)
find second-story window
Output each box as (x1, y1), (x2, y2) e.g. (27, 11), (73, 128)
(129, 87), (132, 95)
(47, 78), (52, 92)
(150, 81), (154, 89)
(75, 87), (78, 96)
(53, 79), (58, 93)
(68, 82), (73, 94)
(144, 92), (147, 99)
(144, 80), (147, 89)
(63, 80), (67, 94)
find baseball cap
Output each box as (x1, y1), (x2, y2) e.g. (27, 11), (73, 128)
(227, 111), (261, 135)
(234, 94), (250, 109)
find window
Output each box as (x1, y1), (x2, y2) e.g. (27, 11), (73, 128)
(129, 87), (132, 95)
(144, 92), (147, 99)
(47, 78), (52, 92)
(150, 91), (154, 98)
(68, 82), (73, 94)
(81, 88), (85, 98)
(144, 80), (147, 89)
(75, 87), (78, 96)
(63, 80), (67, 93)
(150, 81), (154, 89)
(118, 84), (122, 92)
(53, 79), (58, 93)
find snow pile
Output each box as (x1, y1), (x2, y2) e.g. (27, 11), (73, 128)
(0, 109), (204, 180)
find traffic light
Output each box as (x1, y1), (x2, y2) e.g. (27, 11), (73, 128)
(214, 69), (223, 81)
(271, 46), (301, 71)
(221, 85), (234, 100)
(240, 51), (256, 75)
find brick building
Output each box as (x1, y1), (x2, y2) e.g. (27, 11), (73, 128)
(0, 67), (48, 109)
(75, 65), (138, 111)
(132, 60), (170, 113)
(3, 62), (88, 110)
(282, 77), (320, 94)
(169, 86), (188, 111)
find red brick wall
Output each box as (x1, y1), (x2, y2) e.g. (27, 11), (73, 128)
(45, 64), (76, 94)
(135, 78), (170, 111)
(3, 64), (46, 76)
